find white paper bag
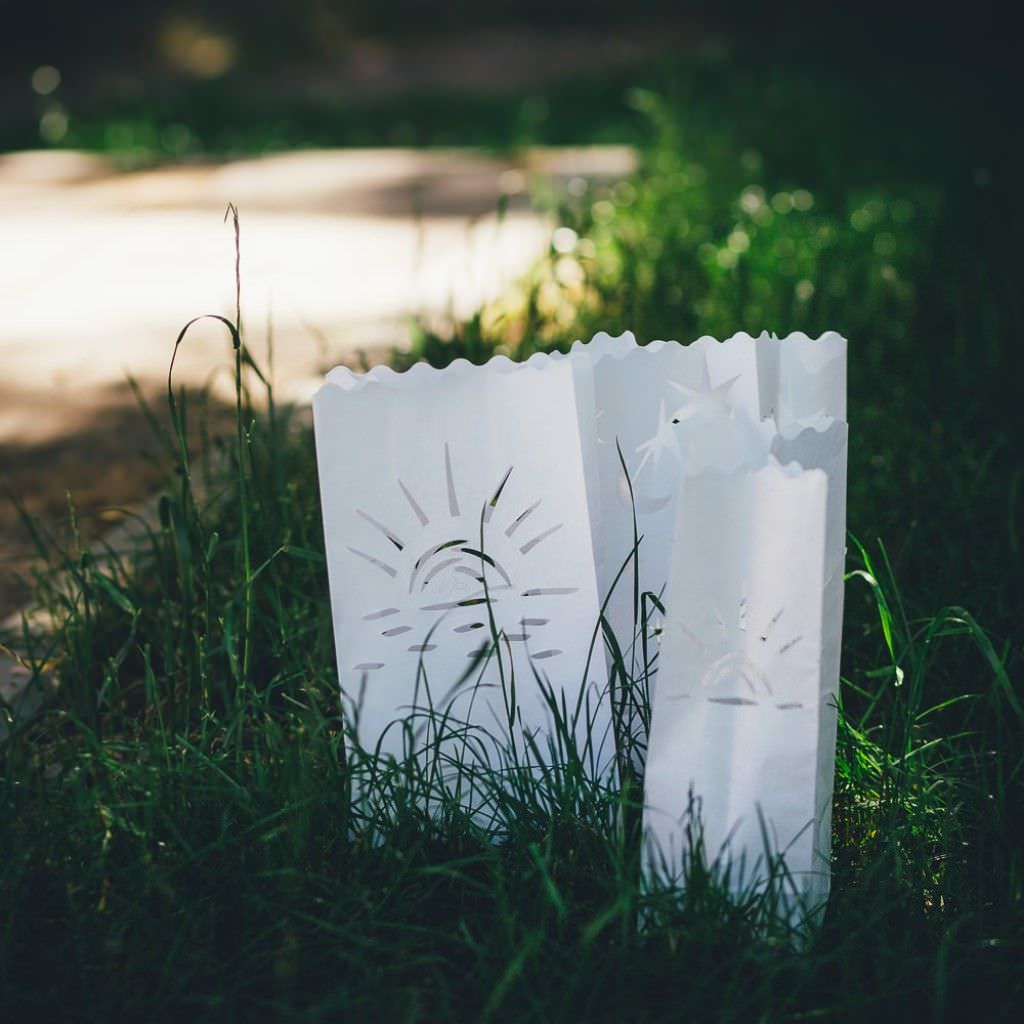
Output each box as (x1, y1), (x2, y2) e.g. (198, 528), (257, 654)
(313, 355), (614, 781)
(639, 337), (847, 916)
(643, 462), (830, 900)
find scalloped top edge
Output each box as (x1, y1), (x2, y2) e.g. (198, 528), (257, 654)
(318, 330), (846, 397)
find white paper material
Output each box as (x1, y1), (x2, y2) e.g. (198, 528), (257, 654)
(568, 331), (844, 720)
(314, 330), (847, 903)
(644, 463), (830, 899)
(639, 339), (847, 916)
(771, 420), (848, 904)
(314, 356), (614, 778)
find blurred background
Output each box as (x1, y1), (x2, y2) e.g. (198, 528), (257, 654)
(0, 0), (1018, 641)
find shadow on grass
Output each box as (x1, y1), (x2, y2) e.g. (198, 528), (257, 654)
(0, 379), (237, 619)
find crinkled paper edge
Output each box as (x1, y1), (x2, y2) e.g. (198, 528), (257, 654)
(319, 329), (847, 401)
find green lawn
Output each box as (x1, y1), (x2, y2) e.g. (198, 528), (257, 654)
(2, 49), (1022, 1021)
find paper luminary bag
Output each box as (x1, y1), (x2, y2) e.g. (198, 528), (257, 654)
(313, 355), (616, 786)
(639, 349), (847, 915)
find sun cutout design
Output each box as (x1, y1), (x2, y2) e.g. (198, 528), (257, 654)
(346, 443), (580, 673)
(668, 594), (806, 710)
(625, 367), (753, 514)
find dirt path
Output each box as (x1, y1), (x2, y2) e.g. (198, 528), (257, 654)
(0, 145), (635, 618)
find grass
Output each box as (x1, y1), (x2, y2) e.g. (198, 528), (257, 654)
(2, 48), (1022, 1021)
